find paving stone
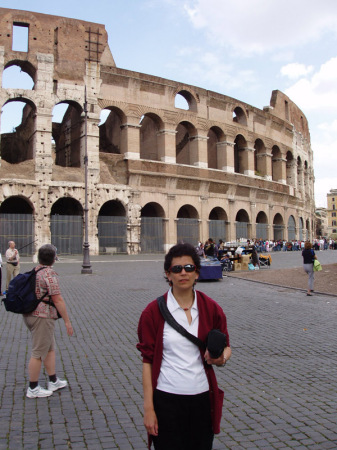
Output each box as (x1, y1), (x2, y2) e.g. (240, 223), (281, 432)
(0, 252), (337, 448)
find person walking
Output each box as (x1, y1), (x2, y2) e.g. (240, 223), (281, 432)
(5, 241), (20, 290)
(302, 241), (316, 296)
(24, 244), (74, 398)
(137, 242), (231, 449)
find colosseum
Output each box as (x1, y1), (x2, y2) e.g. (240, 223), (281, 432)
(0, 8), (315, 256)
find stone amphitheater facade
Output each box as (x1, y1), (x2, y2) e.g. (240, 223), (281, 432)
(0, 8), (315, 255)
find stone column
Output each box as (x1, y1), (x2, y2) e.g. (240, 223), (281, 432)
(227, 199), (236, 242)
(127, 196), (141, 254)
(216, 140), (235, 173)
(157, 129), (177, 163)
(241, 147), (255, 177)
(189, 135), (208, 168)
(256, 150), (273, 180)
(272, 157), (287, 184)
(120, 120), (141, 159)
(166, 194), (177, 251)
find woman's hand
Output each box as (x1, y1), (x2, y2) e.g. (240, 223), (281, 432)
(144, 408), (158, 436)
(204, 347), (231, 366)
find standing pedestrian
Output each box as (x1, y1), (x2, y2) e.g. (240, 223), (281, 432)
(302, 241), (316, 296)
(5, 241), (20, 290)
(137, 242), (231, 449)
(24, 244), (74, 398)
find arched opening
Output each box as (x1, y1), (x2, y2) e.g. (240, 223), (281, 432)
(271, 145), (282, 182)
(1, 98), (37, 164)
(2, 61), (35, 89)
(97, 200), (127, 254)
(287, 215), (296, 241)
(233, 107), (247, 126)
(52, 101), (83, 167)
(273, 213), (284, 241)
(177, 205), (199, 245)
(306, 218), (310, 240)
(254, 139), (266, 177)
(141, 202), (165, 253)
(256, 211), (268, 240)
(209, 207), (228, 243)
(235, 209), (250, 240)
(50, 198), (83, 254)
(207, 126), (225, 170)
(234, 134), (247, 174)
(99, 107), (125, 154)
(140, 113), (163, 161)
(175, 121), (197, 166)
(286, 151), (295, 186)
(0, 196), (34, 256)
(297, 156), (303, 192)
(299, 217), (304, 241)
(175, 90), (197, 112)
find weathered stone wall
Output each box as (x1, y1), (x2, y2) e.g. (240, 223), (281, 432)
(0, 8), (315, 255)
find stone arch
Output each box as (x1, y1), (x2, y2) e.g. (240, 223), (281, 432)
(176, 121), (198, 166)
(286, 150), (295, 186)
(50, 197), (83, 254)
(235, 208), (250, 239)
(256, 211), (268, 240)
(207, 126), (226, 170)
(273, 213), (284, 241)
(97, 200), (127, 254)
(0, 195), (34, 256)
(287, 214), (296, 241)
(234, 134), (247, 174)
(3, 60), (36, 86)
(1, 97), (37, 163)
(140, 113), (164, 161)
(254, 138), (266, 176)
(52, 100), (83, 167)
(99, 106), (126, 154)
(176, 204), (199, 245)
(174, 88), (198, 112)
(297, 155), (303, 192)
(209, 206), (228, 243)
(140, 202), (165, 253)
(271, 145), (282, 182)
(233, 106), (247, 126)
(299, 216), (304, 241)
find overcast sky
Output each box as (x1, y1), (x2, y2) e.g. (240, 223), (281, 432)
(1, 0), (337, 207)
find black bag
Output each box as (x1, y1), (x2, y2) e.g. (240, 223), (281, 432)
(2, 267), (56, 315)
(157, 296), (227, 359)
(207, 329), (227, 359)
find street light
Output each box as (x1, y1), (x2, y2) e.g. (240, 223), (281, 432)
(81, 86), (92, 274)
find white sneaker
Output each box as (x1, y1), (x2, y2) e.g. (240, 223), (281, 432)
(27, 385), (53, 398)
(47, 378), (68, 392)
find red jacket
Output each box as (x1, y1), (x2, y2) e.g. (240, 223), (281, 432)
(137, 290), (230, 444)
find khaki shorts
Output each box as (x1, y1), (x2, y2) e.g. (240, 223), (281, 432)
(23, 316), (55, 360)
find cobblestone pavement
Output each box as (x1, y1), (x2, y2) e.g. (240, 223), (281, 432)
(0, 251), (337, 449)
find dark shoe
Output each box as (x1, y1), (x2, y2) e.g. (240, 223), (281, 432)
(307, 293), (313, 296)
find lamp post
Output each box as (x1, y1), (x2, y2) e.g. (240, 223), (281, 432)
(81, 86), (92, 274)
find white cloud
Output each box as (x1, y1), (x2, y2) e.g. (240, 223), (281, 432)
(183, 0), (337, 55)
(285, 57), (337, 111)
(281, 63), (313, 80)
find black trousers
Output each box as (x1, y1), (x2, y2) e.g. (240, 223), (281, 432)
(152, 389), (214, 450)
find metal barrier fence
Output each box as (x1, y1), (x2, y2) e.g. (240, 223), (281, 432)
(141, 217), (164, 253)
(0, 213), (34, 256)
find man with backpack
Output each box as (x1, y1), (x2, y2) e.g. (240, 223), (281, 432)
(23, 244), (74, 398)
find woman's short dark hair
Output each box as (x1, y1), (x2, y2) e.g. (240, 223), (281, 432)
(164, 243), (201, 273)
(38, 244), (56, 266)
(304, 241), (312, 250)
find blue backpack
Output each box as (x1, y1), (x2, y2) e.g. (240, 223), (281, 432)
(2, 267), (50, 314)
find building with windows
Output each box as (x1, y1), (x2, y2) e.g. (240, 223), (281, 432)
(327, 189), (337, 237)
(0, 8), (315, 255)
(315, 207), (328, 238)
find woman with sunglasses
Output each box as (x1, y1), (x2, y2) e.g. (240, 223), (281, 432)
(137, 242), (231, 450)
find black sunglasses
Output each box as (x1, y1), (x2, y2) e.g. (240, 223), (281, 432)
(169, 264), (197, 273)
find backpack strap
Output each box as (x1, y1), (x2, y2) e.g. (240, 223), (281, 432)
(157, 296), (206, 351)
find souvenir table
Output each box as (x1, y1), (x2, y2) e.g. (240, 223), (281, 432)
(198, 259), (223, 280)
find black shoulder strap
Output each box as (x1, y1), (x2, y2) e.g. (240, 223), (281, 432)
(35, 266), (50, 303)
(157, 296), (206, 351)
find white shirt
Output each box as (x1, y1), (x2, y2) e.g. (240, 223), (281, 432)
(156, 288), (209, 395)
